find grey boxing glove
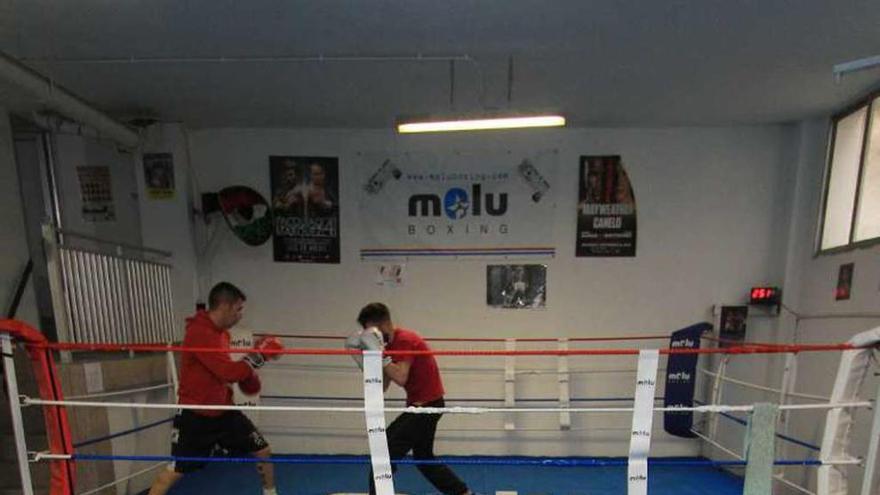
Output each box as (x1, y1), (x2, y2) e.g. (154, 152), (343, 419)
(344, 327), (391, 370)
(344, 331), (365, 370)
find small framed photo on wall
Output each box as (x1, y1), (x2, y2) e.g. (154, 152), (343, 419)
(835, 263), (854, 301)
(719, 306), (748, 347)
(487, 264), (547, 309)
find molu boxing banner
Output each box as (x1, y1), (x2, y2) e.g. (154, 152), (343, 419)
(663, 322), (713, 437)
(357, 150), (557, 260)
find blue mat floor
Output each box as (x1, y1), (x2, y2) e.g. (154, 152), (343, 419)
(161, 456), (744, 495)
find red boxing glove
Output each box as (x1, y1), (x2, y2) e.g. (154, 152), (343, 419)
(239, 373), (262, 396)
(255, 336), (284, 361)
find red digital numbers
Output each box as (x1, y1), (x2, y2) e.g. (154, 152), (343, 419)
(750, 287), (779, 304)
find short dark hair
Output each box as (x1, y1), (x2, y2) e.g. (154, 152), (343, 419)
(357, 302), (391, 328)
(208, 282), (246, 309)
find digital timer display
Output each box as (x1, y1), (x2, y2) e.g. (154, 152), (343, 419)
(750, 287), (780, 306)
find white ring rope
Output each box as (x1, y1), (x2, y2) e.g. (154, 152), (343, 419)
(690, 428), (744, 461)
(699, 369), (831, 402)
(690, 429), (861, 470)
(20, 397), (873, 414)
(66, 383), (172, 400)
(774, 474), (818, 495)
(78, 462), (167, 495)
(693, 417), (861, 495)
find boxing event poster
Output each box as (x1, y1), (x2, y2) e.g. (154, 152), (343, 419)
(77, 165), (116, 222)
(576, 155), (637, 257)
(486, 264), (547, 309)
(269, 156), (340, 263)
(143, 153), (175, 200)
(357, 150), (557, 260)
(719, 305), (748, 347)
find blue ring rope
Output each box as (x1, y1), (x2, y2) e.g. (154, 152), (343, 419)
(693, 400), (820, 452)
(67, 453), (824, 467)
(68, 397), (660, 448)
(263, 395), (820, 451)
(69, 396), (661, 449)
(70, 399), (821, 454)
(69, 402), (822, 456)
(73, 416), (176, 448)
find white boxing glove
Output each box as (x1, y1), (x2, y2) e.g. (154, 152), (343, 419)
(344, 331), (365, 370)
(344, 327), (391, 370)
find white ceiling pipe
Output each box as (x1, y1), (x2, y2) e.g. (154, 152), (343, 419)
(0, 50), (140, 148)
(833, 54), (880, 81)
(18, 53), (474, 65)
(30, 112), (109, 143)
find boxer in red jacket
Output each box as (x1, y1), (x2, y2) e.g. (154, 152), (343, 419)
(149, 282), (282, 495)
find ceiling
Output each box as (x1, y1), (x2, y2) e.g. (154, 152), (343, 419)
(2, 0), (880, 128)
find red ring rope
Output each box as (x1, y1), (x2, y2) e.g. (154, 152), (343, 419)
(253, 333), (675, 343)
(24, 341), (859, 356)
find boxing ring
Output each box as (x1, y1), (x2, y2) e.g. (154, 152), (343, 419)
(2, 319), (878, 495)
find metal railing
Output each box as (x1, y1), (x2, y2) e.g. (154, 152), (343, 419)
(44, 224), (176, 346)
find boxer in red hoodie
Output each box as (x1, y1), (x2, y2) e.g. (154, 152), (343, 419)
(149, 282), (281, 495)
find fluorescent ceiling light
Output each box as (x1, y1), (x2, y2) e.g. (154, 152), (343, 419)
(397, 115), (565, 133)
